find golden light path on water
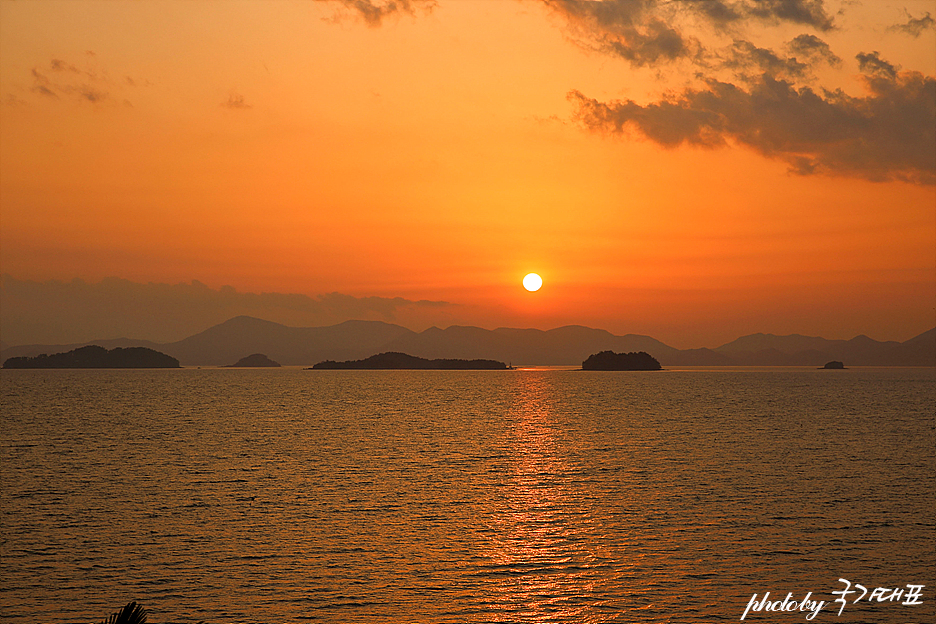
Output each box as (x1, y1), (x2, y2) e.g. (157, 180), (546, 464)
(488, 373), (597, 620)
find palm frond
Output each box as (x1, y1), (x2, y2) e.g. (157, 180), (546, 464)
(99, 601), (147, 624)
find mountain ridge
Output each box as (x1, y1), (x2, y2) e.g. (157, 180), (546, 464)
(1, 317), (933, 367)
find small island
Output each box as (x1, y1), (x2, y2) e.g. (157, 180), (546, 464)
(821, 361), (846, 369)
(310, 352), (508, 370)
(226, 353), (281, 367)
(3, 345), (180, 369)
(582, 350), (662, 371)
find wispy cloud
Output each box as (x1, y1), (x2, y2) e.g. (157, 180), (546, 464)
(568, 54), (936, 185)
(221, 92), (252, 110)
(889, 11), (935, 37)
(325, 0), (436, 27)
(25, 55), (144, 105)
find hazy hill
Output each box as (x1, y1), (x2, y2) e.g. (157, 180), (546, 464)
(383, 324), (680, 366)
(714, 330), (933, 366)
(164, 315), (415, 366)
(1, 316), (933, 367)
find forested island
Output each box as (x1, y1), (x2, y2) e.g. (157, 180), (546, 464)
(582, 351), (662, 371)
(226, 353), (281, 367)
(310, 352), (509, 370)
(2, 345), (180, 369)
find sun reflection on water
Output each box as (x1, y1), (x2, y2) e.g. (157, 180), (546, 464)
(480, 372), (612, 623)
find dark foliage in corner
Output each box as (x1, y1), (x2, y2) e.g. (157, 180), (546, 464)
(99, 601), (147, 624)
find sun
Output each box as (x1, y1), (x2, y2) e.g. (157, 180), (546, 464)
(522, 273), (543, 292)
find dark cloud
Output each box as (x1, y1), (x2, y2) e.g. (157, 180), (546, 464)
(0, 275), (454, 346)
(742, 0), (834, 31)
(544, 0), (699, 66)
(332, 0), (435, 27)
(787, 34), (841, 67)
(543, 0), (836, 68)
(688, 0), (744, 29)
(568, 56), (936, 184)
(889, 11), (935, 37)
(717, 35), (840, 86)
(856, 51), (897, 80)
(724, 39), (810, 81)
(683, 0), (834, 31)
(221, 92), (251, 109)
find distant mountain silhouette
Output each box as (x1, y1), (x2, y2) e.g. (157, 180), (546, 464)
(226, 353), (281, 367)
(166, 316), (413, 365)
(0, 317), (932, 367)
(3, 345), (179, 368)
(714, 330), (934, 366)
(311, 352), (508, 370)
(383, 324), (680, 366)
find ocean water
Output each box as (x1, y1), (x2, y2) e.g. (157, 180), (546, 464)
(1, 367), (933, 623)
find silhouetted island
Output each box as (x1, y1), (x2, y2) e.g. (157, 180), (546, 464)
(226, 353), (281, 367)
(2, 345), (180, 369)
(821, 360), (846, 369)
(582, 350), (662, 371)
(310, 352), (508, 370)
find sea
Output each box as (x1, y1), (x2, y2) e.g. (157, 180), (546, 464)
(1, 367), (933, 623)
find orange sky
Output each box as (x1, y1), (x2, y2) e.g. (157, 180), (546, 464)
(1, 0), (934, 348)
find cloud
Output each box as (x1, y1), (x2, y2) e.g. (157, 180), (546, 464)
(542, 0), (836, 69)
(685, 0), (835, 31)
(856, 50), (897, 80)
(49, 58), (80, 73)
(889, 11), (935, 37)
(3, 94), (28, 107)
(723, 39), (810, 82)
(17, 55), (150, 106)
(786, 33), (841, 67)
(0, 275), (454, 346)
(30, 68), (59, 98)
(327, 0), (436, 27)
(27, 58), (118, 104)
(221, 92), (252, 109)
(543, 0), (699, 66)
(568, 54), (936, 184)
(741, 0), (834, 31)
(719, 35), (841, 84)
(549, 3), (933, 184)
(79, 86), (107, 103)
